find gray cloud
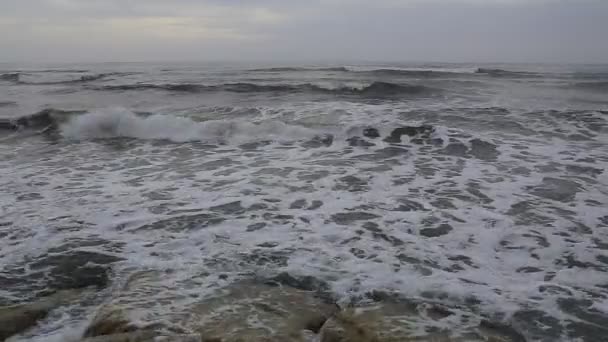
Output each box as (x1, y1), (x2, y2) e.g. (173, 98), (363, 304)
(1, 0), (607, 63)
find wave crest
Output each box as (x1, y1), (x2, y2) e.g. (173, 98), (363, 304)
(60, 108), (319, 144)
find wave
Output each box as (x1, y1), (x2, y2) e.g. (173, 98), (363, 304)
(0, 109), (82, 132)
(0, 73), (20, 82)
(570, 81), (608, 92)
(60, 108), (319, 144)
(0, 101), (17, 107)
(249, 67), (349, 72)
(1, 72), (135, 85)
(98, 81), (434, 97)
(356, 69), (463, 78)
(475, 68), (541, 78)
(18, 73), (111, 85)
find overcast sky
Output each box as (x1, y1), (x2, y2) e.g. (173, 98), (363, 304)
(1, 0), (607, 63)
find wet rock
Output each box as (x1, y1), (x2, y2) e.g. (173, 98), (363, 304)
(0, 290), (80, 340)
(266, 272), (330, 294)
(511, 309), (562, 341)
(331, 212), (380, 225)
(478, 320), (527, 342)
(469, 139), (499, 161)
(30, 250), (124, 290)
(420, 223), (453, 238)
(303, 134), (334, 148)
(347, 136), (376, 147)
(85, 271), (338, 342)
(384, 125), (434, 143)
(529, 177), (581, 202)
(557, 298), (608, 327)
(362, 128), (380, 139)
(242, 250), (290, 267)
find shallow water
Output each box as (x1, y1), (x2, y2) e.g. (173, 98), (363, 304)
(1, 62), (607, 341)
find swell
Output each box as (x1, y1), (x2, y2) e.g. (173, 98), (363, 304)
(475, 68), (541, 78)
(356, 69), (464, 78)
(97, 81), (435, 97)
(569, 81), (608, 92)
(1, 72), (134, 85)
(0, 73), (20, 82)
(249, 67), (349, 72)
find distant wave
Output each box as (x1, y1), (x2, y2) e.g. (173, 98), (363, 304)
(0, 101), (17, 107)
(0, 73), (20, 82)
(249, 67), (349, 72)
(249, 67), (468, 78)
(475, 68), (541, 78)
(1, 72), (134, 85)
(98, 81), (435, 97)
(355, 69), (464, 78)
(570, 81), (608, 92)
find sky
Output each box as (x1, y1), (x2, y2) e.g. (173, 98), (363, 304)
(1, 0), (607, 63)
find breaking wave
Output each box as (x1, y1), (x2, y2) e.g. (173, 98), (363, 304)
(60, 108), (319, 144)
(98, 81), (435, 97)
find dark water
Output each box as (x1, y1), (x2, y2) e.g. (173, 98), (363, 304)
(0, 62), (607, 341)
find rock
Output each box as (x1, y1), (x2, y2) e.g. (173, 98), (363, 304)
(80, 332), (202, 342)
(478, 320), (527, 342)
(363, 128), (380, 139)
(83, 271), (338, 342)
(347, 136), (376, 147)
(303, 134), (334, 148)
(321, 303), (529, 342)
(30, 250), (124, 290)
(0, 290), (80, 340)
(384, 125), (434, 143)
(319, 305), (451, 342)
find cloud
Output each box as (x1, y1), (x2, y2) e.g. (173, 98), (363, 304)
(0, 0), (607, 63)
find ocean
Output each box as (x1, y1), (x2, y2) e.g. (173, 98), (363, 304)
(1, 62), (607, 341)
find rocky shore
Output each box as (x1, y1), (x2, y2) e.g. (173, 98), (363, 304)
(1, 266), (529, 342)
